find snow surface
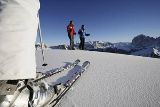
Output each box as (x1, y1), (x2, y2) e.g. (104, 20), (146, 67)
(36, 49), (160, 107)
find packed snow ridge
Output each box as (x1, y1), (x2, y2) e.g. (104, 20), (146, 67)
(36, 49), (160, 107)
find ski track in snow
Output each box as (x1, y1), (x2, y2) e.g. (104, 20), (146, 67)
(36, 49), (160, 107)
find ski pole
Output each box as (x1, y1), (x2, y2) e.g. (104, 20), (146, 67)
(38, 14), (47, 66)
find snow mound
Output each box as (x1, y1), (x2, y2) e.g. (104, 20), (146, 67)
(36, 49), (160, 107)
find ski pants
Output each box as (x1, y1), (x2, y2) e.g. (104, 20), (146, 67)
(68, 34), (75, 50)
(79, 37), (85, 50)
(0, 0), (40, 80)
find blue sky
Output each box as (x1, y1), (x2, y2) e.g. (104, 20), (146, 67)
(39, 0), (160, 45)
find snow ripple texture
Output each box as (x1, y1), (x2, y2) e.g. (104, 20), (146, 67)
(36, 49), (160, 107)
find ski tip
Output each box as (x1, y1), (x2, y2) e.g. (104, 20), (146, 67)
(76, 59), (81, 62)
(82, 61), (90, 68)
(84, 61), (90, 64)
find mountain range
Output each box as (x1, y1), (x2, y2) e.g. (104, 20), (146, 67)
(49, 34), (160, 58)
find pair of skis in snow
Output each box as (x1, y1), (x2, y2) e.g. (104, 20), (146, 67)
(0, 59), (90, 107)
(27, 59), (90, 107)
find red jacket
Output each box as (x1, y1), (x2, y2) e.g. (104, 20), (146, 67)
(67, 24), (75, 37)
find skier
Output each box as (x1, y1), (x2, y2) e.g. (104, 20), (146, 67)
(78, 25), (90, 50)
(67, 20), (76, 50)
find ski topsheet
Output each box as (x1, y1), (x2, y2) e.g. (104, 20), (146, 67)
(46, 61), (90, 107)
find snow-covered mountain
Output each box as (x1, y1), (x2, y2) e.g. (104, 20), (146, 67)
(49, 34), (160, 58)
(130, 34), (160, 57)
(80, 35), (160, 58)
(50, 44), (68, 50)
(35, 42), (48, 49)
(132, 34), (156, 47)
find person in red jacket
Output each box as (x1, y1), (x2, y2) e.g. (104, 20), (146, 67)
(67, 20), (76, 50)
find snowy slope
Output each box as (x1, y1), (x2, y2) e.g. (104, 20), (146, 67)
(36, 49), (160, 107)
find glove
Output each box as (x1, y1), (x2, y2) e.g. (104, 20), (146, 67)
(85, 34), (90, 36)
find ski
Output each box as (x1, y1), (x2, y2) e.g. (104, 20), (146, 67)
(47, 61), (90, 107)
(34, 59), (80, 82)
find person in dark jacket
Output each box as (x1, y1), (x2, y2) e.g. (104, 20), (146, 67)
(78, 25), (86, 50)
(67, 20), (76, 50)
